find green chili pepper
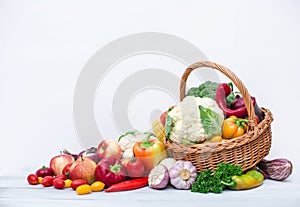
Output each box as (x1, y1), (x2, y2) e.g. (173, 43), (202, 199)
(222, 170), (264, 190)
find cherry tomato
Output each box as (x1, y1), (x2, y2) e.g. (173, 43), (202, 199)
(91, 181), (105, 192)
(53, 178), (65, 189)
(27, 174), (38, 185)
(70, 179), (88, 190)
(55, 174), (67, 180)
(36, 166), (54, 178)
(64, 179), (72, 188)
(41, 176), (54, 187)
(38, 177), (43, 184)
(126, 157), (145, 178)
(76, 184), (91, 195)
(62, 163), (73, 178)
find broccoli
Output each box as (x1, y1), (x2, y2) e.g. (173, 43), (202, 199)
(186, 81), (236, 107)
(191, 162), (242, 194)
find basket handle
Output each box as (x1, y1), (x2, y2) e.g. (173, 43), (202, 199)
(180, 61), (256, 128)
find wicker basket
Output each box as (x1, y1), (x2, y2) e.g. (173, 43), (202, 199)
(166, 61), (273, 172)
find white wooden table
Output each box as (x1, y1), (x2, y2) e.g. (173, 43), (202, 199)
(0, 173), (299, 207)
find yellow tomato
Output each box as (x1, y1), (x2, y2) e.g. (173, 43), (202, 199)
(91, 181), (105, 192)
(38, 177), (43, 184)
(210, 135), (222, 143)
(64, 179), (72, 188)
(76, 184), (91, 195)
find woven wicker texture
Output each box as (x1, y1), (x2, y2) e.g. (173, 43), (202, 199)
(166, 61), (273, 172)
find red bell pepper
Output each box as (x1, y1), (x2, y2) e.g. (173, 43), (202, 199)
(94, 157), (126, 188)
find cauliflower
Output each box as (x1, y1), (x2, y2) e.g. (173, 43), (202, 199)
(118, 131), (157, 158)
(166, 96), (224, 144)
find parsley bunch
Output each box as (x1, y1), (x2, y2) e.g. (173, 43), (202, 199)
(191, 162), (242, 193)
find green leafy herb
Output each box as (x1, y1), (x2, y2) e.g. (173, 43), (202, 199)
(191, 169), (223, 193)
(191, 162), (243, 194)
(199, 105), (223, 138)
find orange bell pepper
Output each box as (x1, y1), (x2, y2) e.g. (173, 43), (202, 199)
(222, 116), (248, 139)
(133, 136), (167, 174)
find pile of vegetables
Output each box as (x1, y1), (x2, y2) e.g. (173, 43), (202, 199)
(26, 78), (294, 195)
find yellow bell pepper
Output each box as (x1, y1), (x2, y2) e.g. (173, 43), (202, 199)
(222, 116), (248, 139)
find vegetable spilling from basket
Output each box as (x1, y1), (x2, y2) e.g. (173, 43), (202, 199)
(26, 77), (293, 194)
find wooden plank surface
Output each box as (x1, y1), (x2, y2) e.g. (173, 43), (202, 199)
(0, 174), (299, 207)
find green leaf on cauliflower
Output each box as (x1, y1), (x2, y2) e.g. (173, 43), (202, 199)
(199, 105), (223, 138)
(165, 115), (174, 140)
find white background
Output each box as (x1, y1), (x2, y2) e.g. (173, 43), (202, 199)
(0, 0), (299, 186)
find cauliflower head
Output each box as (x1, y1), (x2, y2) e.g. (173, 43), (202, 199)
(166, 96), (224, 144)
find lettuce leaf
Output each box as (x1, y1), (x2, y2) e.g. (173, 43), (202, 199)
(199, 105), (223, 138)
(165, 115), (174, 140)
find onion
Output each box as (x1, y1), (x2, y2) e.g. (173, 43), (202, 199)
(148, 165), (169, 189)
(257, 158), (293, 181)
(78, 147), (100, 164)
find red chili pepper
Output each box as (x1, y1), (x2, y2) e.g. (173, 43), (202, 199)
(105, 176), (148, 192)
(216, 83), (256, 118)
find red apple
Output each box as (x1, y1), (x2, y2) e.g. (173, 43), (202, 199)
(97, 139), (122, 160)
(69, 156), (97, 184)
(50, 154), (75, 176)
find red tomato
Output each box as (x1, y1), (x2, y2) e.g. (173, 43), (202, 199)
(27, 174), (38, 185)
(70, 179), (88, 190)
(41, 176), (54, 187)
(55, 174), (67, 180)
(126, 157), (145, 178)
(53, 178), (65, 189)
(62, 163), (73, 178)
